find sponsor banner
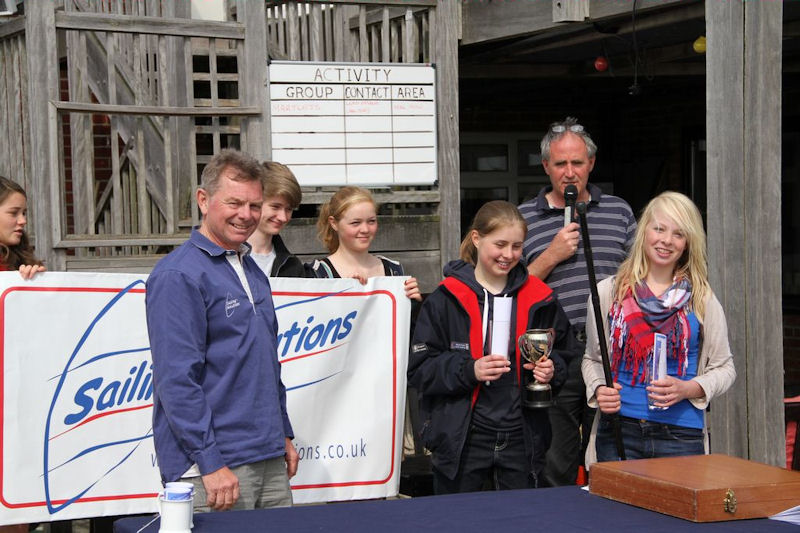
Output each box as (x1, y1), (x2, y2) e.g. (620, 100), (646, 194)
(0, 272), (409, 524)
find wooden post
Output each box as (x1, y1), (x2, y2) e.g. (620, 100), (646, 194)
(26, 2), (66, 269)
(238, 0), (269, 160)
(163, 1), (191, 232)
(706, 1), (784, 466)
(433, 2), (460, 268)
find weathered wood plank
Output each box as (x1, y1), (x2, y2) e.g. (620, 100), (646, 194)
(10, 38), (26, 184)
(287, 3), (300, 60)
(67, 28), (96, 238)
(0, 40), (10, 178)
(184, 37), (200, 226)
(106, 31), (124, 234)
(324, 6), (334, 61)
(310, 4), (324, 61)
(287, 0), (437, 6)
(301, 189), (439, 205)
(358, 6), (368, 62)
(403, 8), (414, 63)
(53, 101), (261, 116)
(432, 3), (461, 268)
(333, 5), (345, 61)
(706, 0), (747, 461)
(239, 0), (269, 160)
(56, 234), (189, 247)
(381, 7), (390, 63)
(421, 10), (429, 63)
(54, 12), (245, 39)
(280, 215), (439, 255)
(26, 3), (65, 268)
(18, 34), (30, 192)
(346, 6), (428, 29)
(0, 18), (25, 41)
(157, 35), (175, 233)
(742, 0), (784, 467)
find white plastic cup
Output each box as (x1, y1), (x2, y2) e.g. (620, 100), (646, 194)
(164, 482), (194, 527)
(158, 494), (193, 533)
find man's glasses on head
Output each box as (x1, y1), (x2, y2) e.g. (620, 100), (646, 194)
(551, 124), (585, 134)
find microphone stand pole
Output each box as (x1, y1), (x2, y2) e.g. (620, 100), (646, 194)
(576, 202), (626, 461)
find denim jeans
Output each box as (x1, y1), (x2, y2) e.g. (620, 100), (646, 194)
(595, 415), (704, 462)
(433, 424), (533, 494)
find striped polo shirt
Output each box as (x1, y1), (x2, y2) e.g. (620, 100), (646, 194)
(519, 183), (636, 329)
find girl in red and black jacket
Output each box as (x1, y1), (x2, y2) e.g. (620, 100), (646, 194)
(408, 201), (577, 494)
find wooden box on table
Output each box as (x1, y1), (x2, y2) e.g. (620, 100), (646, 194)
(589, 453), (800, 522)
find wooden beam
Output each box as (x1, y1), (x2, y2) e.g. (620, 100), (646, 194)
(25, 2), (65, 269)
(267, 0), (436, 6)
(347, 6), (428, 30)
(705, 0), (784, 466)
(54, 235), (189, 247)
(54, 11), (245, 39)
(742, 0), (784, 467)
(706, 0), (747, 462)
(53, 101), (260, 116)
(238, 0), (270, 160)
(433, 2), (461, 268)
(301, 189), (439, 205)
(0, 16), (24, 39)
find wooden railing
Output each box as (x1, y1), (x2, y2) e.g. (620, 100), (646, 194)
(13, 0), (461, 291)
(54, 2), (257, 259)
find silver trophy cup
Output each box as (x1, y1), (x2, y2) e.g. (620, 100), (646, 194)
(518, 328), (555, 409)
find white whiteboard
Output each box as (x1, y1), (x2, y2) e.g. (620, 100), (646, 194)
(269, 61), (437, 186)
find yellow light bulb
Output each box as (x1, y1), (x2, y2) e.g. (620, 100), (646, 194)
(693, 36), (706, 54)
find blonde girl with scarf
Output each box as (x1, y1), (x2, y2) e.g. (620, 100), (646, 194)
(582, 191), (735, 466)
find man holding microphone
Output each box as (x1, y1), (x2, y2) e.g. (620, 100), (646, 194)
(518, 117), (636, 486)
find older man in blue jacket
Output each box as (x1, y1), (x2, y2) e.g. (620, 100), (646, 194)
(146, 149), (298, 511)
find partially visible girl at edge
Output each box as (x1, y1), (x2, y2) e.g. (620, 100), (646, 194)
(0, 175), (46, 533)
(582, 191), (735, 467)
(306, 186), (421, 301)
(408, 201), (575, 493)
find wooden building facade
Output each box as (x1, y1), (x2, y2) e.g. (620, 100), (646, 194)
(0, 0), (459, 291)
(0, 0), (788, 468)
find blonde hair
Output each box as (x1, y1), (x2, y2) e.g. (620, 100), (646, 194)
(459, 200), (527, 266)
(262, 161), (302, 209)
(316, 186), (377, 253)
(614, 191), (710, 321)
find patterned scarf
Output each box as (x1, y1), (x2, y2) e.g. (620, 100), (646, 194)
(608, 278), (692, 385)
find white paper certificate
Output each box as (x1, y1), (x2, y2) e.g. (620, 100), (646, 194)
(490, 296), (513, 358)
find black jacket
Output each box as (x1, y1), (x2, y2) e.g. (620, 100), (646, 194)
(407, 260), (578, 482)
(270, 234), (306, 278)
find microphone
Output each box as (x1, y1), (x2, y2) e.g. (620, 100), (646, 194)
(564, 185), (578, 227)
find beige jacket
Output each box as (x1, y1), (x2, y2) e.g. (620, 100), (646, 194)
(581, 276), (736, 469)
